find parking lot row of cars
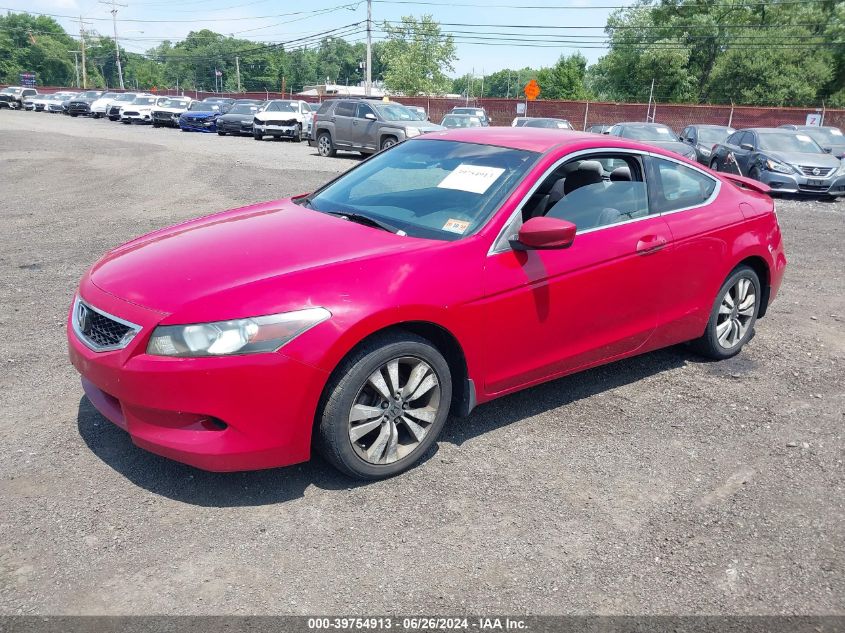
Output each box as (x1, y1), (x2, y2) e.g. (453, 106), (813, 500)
(4, 85), (844, 197)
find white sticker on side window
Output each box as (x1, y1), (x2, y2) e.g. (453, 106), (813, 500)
(437, 164), (505, 194)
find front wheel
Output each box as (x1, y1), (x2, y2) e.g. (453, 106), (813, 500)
(218, 130), (226, 136)
(380, 136), (398, 151)
(691, 265), (761, 360)
(292, 123), (302, 142)
(316, 332), (452, 479)
(317, 132), (336, 157)
(253, 132), (262, 140)
(710, 158), (720, 171)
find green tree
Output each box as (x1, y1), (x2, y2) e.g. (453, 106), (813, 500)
(536, 53), (589, 100)
(382, 15), (456, 95)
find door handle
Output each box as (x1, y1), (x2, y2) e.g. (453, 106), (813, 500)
(636, 235), (668, 255)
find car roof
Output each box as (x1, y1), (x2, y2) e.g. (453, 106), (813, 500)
(615, 122), (670, 128)
(691, 124), (733, 129)
(742, 127), (795, 134)
(419, 127), (620, 153)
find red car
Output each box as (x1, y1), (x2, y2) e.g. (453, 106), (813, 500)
(68, 128), (787, 479)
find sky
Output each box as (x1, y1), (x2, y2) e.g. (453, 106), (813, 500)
(2, 0), (635, 77)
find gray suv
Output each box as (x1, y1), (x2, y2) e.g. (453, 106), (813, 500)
(310, 99), (443, 157)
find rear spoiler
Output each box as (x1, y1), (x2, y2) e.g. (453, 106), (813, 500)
(719, 172), (772, 195)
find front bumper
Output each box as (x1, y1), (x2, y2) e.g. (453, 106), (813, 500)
(67, 287), (328, 471)
(255, 123), (300, 137)
(153, 112), (181, 127)
(755, 169), (845, 196)
(68, 104), (92, 116)
(220, 120), (254, 134)
(121, 113), (153, 124)
(179, 118), (218, 132)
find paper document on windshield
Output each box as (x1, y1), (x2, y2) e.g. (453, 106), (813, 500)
(437, 164), (506, 194)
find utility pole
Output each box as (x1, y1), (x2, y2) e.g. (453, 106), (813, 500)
(68, 51), (81, 87)
(365, 0), (372, 96)
(646, 77), (655, 122)
(76, 16), (92, 89)
(235, 56), (241, 93)
(100, 0), (128, 89)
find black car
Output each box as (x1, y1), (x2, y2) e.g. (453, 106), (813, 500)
(779, 124), (845, 160)
(216, 100), (265, 136)
(586, 124), (612, 134)
(607, 122), (698, 161)
(710, 127), (845, 197)
(67, 90), (104, 117)
(680, 124), (736, 165)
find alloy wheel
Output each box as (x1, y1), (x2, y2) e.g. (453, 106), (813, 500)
(348, 356), (442, 465)
(318, 135), (332, 156)
(716, 277), (756, 349)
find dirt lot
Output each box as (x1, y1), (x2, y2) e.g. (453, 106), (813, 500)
(0, 110), (842, 616)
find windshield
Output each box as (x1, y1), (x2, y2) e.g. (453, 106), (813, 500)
(230, 104), (259, 114)
(100, 92), (119, 100)
(453, 108), (484, 117)
(132, 97), (157, 105)
(697, 127), (733, 145)
(115, 94), (136, 101)
(1, 88), (16, 94)
(82, 91), (100, 99)
(441, 115), (481, 128)
(271, 101), (299, 112)
(374, 103), (418, 122)
(758, 132), (824, 153)
(618, 125), (678, 141)
(189, 102), (219, 111)
(161, 99), (189, 108)
(524, 119), (571, 129)
(303, 139), (537, 241)
(803, 127), (844, 147)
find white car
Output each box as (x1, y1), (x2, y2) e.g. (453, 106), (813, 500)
(90, 92), (122, 118)
(253, 99), (313, 141)
(23, 95), (53, 111)
(119, 95), (162, 124)
(151, 96), (192, 128)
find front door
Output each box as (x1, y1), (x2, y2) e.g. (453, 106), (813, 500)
(481, 151), (673, 395)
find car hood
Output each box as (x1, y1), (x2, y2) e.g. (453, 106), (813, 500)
(89, 200), (429, 314)
(181, 110), (219, 118)
(767, 151), (841, 169)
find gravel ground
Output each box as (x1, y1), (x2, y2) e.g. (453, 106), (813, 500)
(0, 110), (843, 616)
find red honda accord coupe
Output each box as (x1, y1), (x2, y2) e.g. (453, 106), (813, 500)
(68, 127), (786, 478)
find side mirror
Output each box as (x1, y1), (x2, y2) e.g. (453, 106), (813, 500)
(823, 147), (832, 154)
(364, 112), (377, 121)
(510, 217), (577, 251)
(740, 142), (754, 151)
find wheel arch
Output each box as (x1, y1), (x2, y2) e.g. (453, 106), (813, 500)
(735, 254), (771, 318)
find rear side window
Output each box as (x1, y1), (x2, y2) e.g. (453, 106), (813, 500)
(316, 101), (334, 115)
(335, 101), (355, 116)
(649, 157), (717, 213)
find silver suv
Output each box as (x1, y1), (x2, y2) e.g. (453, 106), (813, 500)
(310, 98), (443, 157)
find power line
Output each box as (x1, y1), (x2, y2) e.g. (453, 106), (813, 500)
(373, 0), (830, 8)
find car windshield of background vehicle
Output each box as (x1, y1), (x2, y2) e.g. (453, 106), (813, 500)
(134, 97), (157, 105)
(0, 88), (15, 93)
(162, 99), (189, 108)
(116, 94), (135, 101)
(189, 102), (219, 111)
(230, 104), (259, 114)
(697, 128), (733, 145)
(375, 103), (418, 121)
(758, 132), (824, 153)
(621, 125), (678, 141)
(273, 101), (299, 112)
(804, 127), (843, 146)
(303, 139), (537, 241)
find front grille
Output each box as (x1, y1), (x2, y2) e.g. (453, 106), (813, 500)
(108, 105), (122, 116)
(73, 299), (140, 352)
(123, 111), (139, 116)
(798, 184), (830, 192)
(800, 166), (833, 177)
(266, 118), (297, 126)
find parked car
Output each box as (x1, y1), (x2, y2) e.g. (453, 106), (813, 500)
(48, 93), (78, 113)
(178, 99), (233, 133)
(607, 122), (697, 160)
(120, 95), (167, 124)
(68, 127), (785, 479)
(449, 106), (491, 126)
(151, 96), (192, 128)
(511, 117), (530, 127)
(0, 86), (38, 109)
(586, 124), (612, 134)
(214, 101), (263, 136)
(441, 113), (484, 128)
(710, 128), (845, 197)
(60, 93), (80, 115)
(406, 105), (428, 121)
(106, 93), (142, 121)
(90, 92), (121, 118)
(521, 118), (573, 130)
(24, 93), (72, 111)
(252, 99), (312, 141)
(67, 91), (104, 117)
(779, 124), (845, 160)
(680, 124), (736, 164)
(311, 98), (443, 156)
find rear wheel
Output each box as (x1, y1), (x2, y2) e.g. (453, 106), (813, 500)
(316, 332), (452, 479)
(317, 132), (336, 157)
(691, 265), (761, 360)
(253, 132), (262, 140)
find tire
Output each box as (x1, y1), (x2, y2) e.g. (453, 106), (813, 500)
(70, 114), (78, 118)
(152, 121), (160, 128)
(316, 332), (452, 479)
(218, 130), (226, 136)
(317, 132), (336, 157)
(749, 166), (762, 181)
(380, 136), (398, 151)
(710, 158), (719, 171)
(292, 123), (302, 142)
(691, 265), (761, 360)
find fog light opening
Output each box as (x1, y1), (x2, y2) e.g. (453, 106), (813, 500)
(200, 417), (228, 431)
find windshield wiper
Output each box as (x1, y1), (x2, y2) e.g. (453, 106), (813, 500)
(321, 210), (406, 235)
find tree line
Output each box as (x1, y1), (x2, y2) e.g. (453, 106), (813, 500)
(1, 0), (842, 107)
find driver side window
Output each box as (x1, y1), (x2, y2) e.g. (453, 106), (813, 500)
(356, 103), (375, 119)
(519, 154), (650, 233)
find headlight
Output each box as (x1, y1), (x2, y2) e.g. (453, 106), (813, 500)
(147, 307), (330, 357)
(765, 159), (794, 174)
(836, 161), (845, 176)
(405, 127), (421, 138)
(699, 147), (711, 157)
